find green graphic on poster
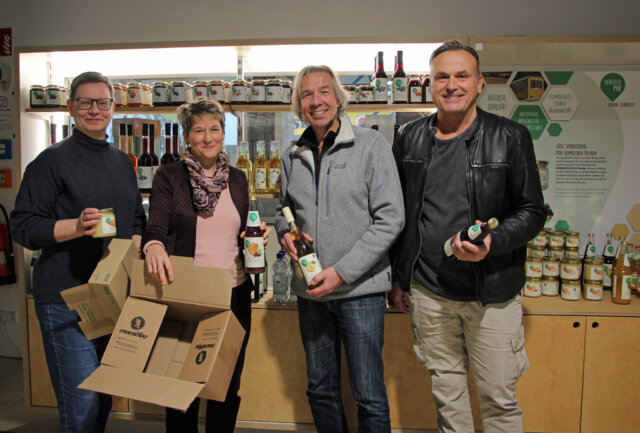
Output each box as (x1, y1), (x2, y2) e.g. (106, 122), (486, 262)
(600, 73), (625, 101)
(511, 105), (548, 139)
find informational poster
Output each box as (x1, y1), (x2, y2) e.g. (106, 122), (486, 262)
(478, 70), (640, 250)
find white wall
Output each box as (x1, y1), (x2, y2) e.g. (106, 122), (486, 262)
(2, 0), (640, 49)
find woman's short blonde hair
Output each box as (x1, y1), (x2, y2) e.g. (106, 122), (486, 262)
(291, 65), (349, 122)
(177, 97), (226, 135)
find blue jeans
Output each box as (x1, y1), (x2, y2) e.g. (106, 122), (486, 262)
(297, 294), (391, 433)
(35, 302), (112, 433)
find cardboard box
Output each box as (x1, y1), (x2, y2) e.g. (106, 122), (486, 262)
(79, 256), (246, 411)
(61, 239), (138, 339)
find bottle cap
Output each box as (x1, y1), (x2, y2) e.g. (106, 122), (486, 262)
(488, 218), (499, 229)
(277, 250), (285, 259)
(282, 207), (294, 223)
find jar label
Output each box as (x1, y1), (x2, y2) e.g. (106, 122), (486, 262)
(565, 238), (579, 248)
(251, 86), (266, 103)
(283, 88), (292, 104)
(128, 88), (143, 105)
(409, 85), (423, 103)
(586, 265), (604, 281)
(209, 85), (225, 101)
(231, 86), (248, 102)
(244, 237), (265, 268)
(372, 79), (387, 102)
(30, 89), (45, 106)
(561, 284), (580, 300)
(392, 77), (408, 102)
(239, 167), (250, 182)
(359, 90), (374, 103)
(524, 281), (541, 297)
(153, 88), (170, 104)
(561, 265), (581, 280)
(171, 86), (189, 104)
(193, 86), (208, 99)
(543, 263), (559, 276)
(101, 214), (117, 235)
(266, 85), (283, 103)
(613, 275), (632, 300)
(137, 166), (154, 189)
(583, 284), (603, 300)
(542, 280), (559, 296)
(254, 168), (267, 191)
(46, 89), (60, 105)
(526, 263), (542, 278)
(299, 253), (322, 286)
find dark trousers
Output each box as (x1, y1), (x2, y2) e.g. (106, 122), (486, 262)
(166, 278), (252, 433)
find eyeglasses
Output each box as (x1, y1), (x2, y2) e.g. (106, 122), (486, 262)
(73, 97), (114, 111)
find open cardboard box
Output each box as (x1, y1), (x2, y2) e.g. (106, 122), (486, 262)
(79, 256), (246, 411)
(61, 238), (138, 339)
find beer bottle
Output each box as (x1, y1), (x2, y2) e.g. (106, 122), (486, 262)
(444, 218), (499, 257)
(612, 241), (632, 304)
(282, 206), (322, 288)
(244, 193), (266, 273)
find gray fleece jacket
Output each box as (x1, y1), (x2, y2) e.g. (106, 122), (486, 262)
(275, 113), (405, 301)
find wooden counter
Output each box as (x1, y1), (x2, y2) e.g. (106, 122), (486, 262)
(24, 292), (640, 432)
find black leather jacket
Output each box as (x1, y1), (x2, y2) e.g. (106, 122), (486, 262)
(391, 108), (546, 306)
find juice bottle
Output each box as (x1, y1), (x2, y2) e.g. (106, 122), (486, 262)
(612, 241), (632, 304)
(267, 140), (281, 194)
(236, 141), (252, 185)
(244, 193), (266, 274)
(253, 140), (268, 193)
(282, 206), (322, 289)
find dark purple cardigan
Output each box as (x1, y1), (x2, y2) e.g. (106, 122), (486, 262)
(141, 161), (250, 261)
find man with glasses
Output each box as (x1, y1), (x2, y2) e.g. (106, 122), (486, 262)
(11, 71), (146, 433)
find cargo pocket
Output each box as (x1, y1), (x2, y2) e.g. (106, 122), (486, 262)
(509, 326), (529, 381)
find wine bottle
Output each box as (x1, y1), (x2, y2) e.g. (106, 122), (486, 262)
(126, 123), (138, 171)
(244, 193), (266, 273)
(392, 50), (408, 103)
(161, 122), (175, 165)
(148, 124), (160, 170)
(171, 123), (181, 161)
(371, 51), (388, 104)
(444, 218), (499, 257)
(118, 123), (127, 154)
(137, 123), (153, 193)
(282, 206), (322, 288)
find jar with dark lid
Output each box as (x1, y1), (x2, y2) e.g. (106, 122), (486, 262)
(408, 75), (424, 103)
(170, 81), (190, 106)
(192, 80), (209, 100)
(113, 83), (127, 107)
(152, 82), (170, 106)
(265, 79), (283, 104)
(422, 75), (432, 102)
(344, 85), (358, 103)
(250, 80), (266, 104)
(30, 85), (46, 108)
(126, 82), (144, 107)
(208, 80), (226, 103)
(231, 80), (248, 104)
(45, 85), (63, 108)
(282, 80), (292, 104)
(358, 85), (374, 104)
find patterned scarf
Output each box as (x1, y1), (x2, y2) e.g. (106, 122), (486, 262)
(183, 148), (230, 215)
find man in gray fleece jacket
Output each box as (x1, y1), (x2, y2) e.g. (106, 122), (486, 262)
(274, 65), (404, 433)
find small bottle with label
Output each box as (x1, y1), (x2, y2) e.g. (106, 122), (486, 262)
(267, 140), (282, 194)
(236, 141), (253, 185)
(253, 141), (268, 193)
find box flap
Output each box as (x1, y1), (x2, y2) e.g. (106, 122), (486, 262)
(61, 284), (118, 340)
(130, 257), (233, 311)
(101, 297), (167, 371)
(79, 365), (204, 411)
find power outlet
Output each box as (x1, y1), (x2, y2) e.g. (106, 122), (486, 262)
(0, 310), (17, 323)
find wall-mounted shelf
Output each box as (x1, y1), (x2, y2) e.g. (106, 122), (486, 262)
(25, 103), (435, 115)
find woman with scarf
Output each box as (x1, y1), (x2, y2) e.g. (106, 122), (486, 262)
(142, 97), (270, 433)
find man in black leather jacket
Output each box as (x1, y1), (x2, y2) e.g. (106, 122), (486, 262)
(389, 41), (545, 433)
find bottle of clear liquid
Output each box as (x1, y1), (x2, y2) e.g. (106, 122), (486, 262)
(286, 254), (296, 303)
(272, 250), (288, 304)
(282, 206), (323, 289)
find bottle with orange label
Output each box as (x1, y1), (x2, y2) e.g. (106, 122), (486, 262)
(244, 193), (265, 274)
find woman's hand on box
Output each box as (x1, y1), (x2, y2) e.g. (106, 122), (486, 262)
(145, 243), (174, 285)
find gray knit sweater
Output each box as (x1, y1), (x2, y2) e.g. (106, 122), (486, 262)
(11, 130), (146, 303)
